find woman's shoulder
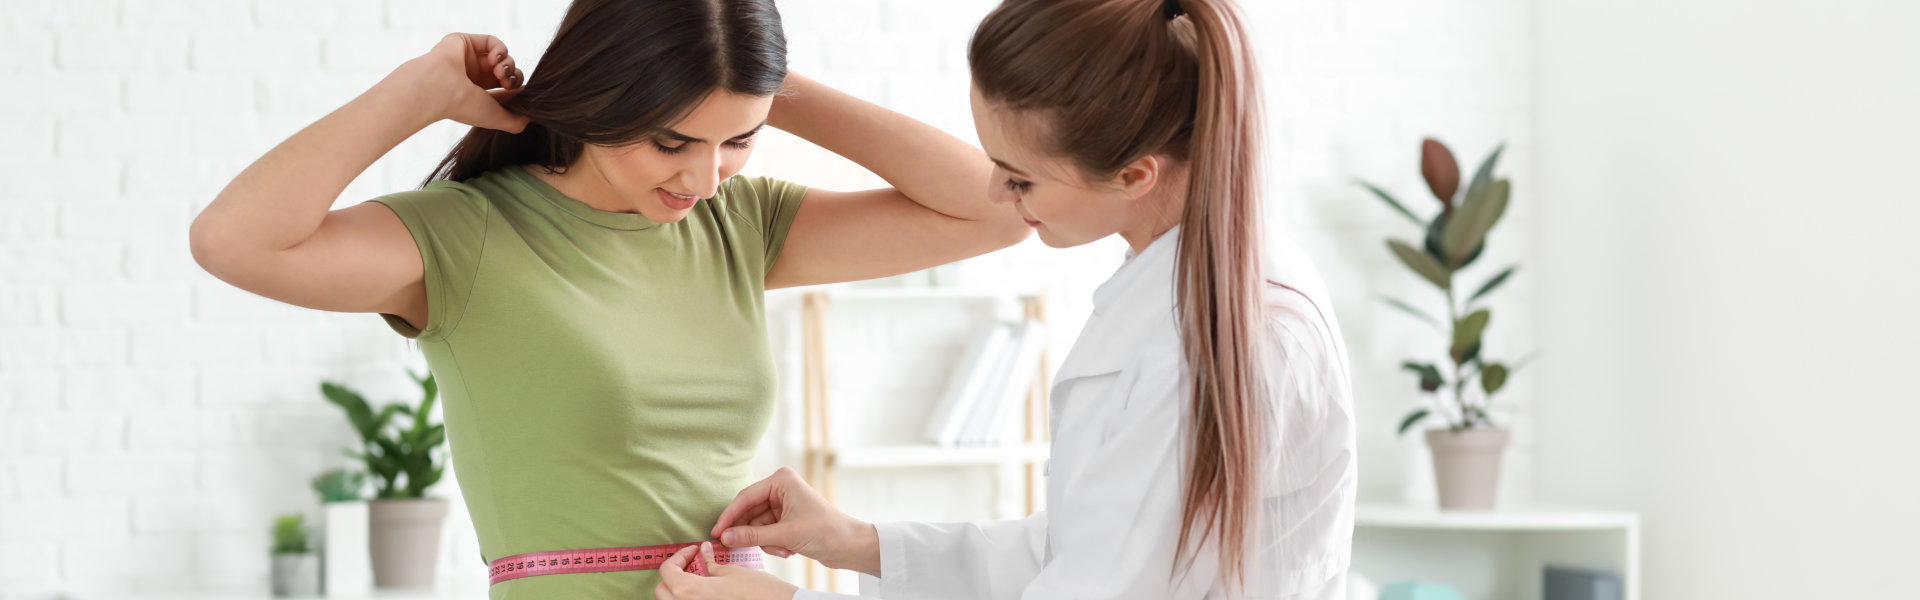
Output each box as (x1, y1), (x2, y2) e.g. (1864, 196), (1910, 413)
(376, 172), (502, 210)
(713, 175), (808, 224)
(1258, 240), (1352, 415)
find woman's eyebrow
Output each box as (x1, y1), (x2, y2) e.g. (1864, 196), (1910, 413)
(660, 121), (769, 144)
(732, 122), (767, 140)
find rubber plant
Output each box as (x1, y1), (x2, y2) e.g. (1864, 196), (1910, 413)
(320, 372), (446, 499)
(1360, 138), (1530, 436)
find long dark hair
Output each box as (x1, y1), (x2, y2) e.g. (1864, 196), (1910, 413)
(970, 0), (1269, 593)
(425, 0), (788, 185)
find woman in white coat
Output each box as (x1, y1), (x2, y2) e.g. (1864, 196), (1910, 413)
(656, 0), (1356, 598)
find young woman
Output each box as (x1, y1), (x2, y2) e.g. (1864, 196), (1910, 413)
(188, 1), (1026, 598)
(652, 0), (1356, 599)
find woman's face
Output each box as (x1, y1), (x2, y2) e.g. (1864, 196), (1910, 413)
(969, 86), (1140, 249)
(582, 91), (775, 224)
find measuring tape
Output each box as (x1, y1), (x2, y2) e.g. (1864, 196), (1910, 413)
(488, 541), (764, 585)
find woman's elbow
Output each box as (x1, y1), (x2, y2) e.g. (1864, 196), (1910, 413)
(188, 210), (247, 281)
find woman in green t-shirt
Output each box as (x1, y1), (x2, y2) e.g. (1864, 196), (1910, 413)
(189, 1), (1027, 598)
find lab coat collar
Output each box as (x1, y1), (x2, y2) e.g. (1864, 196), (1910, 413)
(1091, 226), (1182, 317)
(1054, 227), (1183, 385)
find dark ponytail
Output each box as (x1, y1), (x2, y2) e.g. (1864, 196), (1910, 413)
(423, 0), (788, 185)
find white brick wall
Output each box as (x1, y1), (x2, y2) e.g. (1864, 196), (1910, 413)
(1, 0), (1535, 595)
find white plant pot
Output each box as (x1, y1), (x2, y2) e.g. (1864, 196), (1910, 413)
(1425, 427), (1511, 510)
(322, 501), (374, 596)
(369, 498), (448, 588)
(271, 553), (321, 597)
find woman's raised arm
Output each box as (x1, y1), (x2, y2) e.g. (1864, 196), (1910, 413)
(188, 33), (526, 326)
(765, 73), (1030, 289)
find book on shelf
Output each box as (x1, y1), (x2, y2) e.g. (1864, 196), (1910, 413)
(926, 320), (1047, 447)
(923, 324), (1011, 446)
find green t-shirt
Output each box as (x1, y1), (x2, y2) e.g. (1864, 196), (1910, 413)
(371, 166), (806, 599)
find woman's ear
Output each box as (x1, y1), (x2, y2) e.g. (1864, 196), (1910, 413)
(1114, 155), (1163, 199)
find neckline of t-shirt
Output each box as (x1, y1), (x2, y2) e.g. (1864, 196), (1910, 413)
(504, 166), (663, 231)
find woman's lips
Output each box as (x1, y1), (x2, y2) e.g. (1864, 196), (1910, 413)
(657, 188), (698, 210)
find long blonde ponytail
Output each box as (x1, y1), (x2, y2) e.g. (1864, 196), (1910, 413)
(969, 0), (1270, 593)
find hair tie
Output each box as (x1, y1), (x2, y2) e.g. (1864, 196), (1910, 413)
(1163, 0), (1184, 19)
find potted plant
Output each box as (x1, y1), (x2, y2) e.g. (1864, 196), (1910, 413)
(270, 513), (320, 597)
(321, 372), (448, 588)
(312, 469), (373, 596)
(1360, 138), (1531, 510)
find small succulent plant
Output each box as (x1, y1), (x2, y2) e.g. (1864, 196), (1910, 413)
(1360, 138), (1532, 436)
(311, 468), (366, 503)
(271, 513), (311, 555)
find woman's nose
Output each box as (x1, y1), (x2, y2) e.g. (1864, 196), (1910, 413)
(683, 151), (723, 198)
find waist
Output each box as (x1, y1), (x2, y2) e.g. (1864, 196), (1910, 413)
(488, 541), (763, 585)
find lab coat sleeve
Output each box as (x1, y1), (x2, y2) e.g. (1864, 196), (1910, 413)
(1253, 288), (1358, 598)
(853, 511), (1050, 600)
(1021, 353), (1220, 600)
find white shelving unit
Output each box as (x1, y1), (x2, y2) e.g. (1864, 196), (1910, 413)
(797, 288), (1052, 591)
(1352, 502), (1640, 600)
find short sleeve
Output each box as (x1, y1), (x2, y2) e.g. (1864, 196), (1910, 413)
(718, 175), (808, 273)
(367, 182), (493, 341)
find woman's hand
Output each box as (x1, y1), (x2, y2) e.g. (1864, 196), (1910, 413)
(392, 32), (529, 133)
(654, 542), (798, 600)
(710, 467), (882, 576)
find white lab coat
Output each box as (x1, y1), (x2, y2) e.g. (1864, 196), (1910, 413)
(795, 228), (1356, 600)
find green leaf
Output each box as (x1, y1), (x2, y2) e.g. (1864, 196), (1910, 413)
(1379, 296), (1442, 330)
(1396, 409), (1431, 436)
(421, 424), (445, 449)
(1452, 310), (1490, 364)
(373, 404), (406, 433)
(1401, 362), (1444, 393)
(1463, 144), (1505, 208)
(1442, 178), (1510, 266)
(1424, 212), (1486, 270)
(1423, 211), (1450, 263)
(1454, 341), (1483, 365)
(409, 378), (439, 440)
(320, 382), (377, 443)
(1389, 239), (1451, 289)
(1468, 266), (1519, 304)
(415, 372), (438, 404)
(373, 438), (404, 466)
(1481, 363), (1510, 396)
(412, 466), (445, 498)
(1359, 181), (1423, 225)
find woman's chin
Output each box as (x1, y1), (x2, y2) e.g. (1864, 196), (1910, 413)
(1034, 229), (1080, 249)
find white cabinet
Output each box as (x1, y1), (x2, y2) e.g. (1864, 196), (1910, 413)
(1352, 503), (1639, 600)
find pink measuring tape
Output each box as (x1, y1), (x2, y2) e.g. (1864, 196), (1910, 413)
(487, 541), (764, 585)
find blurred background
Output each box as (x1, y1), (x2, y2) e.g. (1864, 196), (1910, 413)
(0, 0), (1915, 598)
